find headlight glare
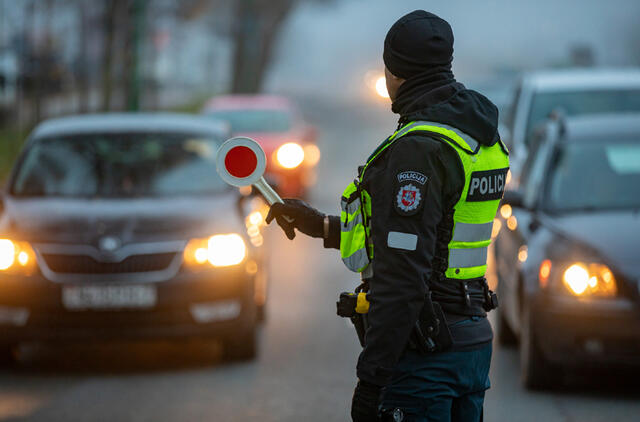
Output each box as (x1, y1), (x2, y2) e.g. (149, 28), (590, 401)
(303, 144), (321, 166)
(0, 239), (37, 274)
(184, 234), (247, 268)
(194, 247), (209, 265)
(563, 264), (589, 295)
(562, 262), (616, 297)
(0, 239), (16, 270)
(276, 142), (304, 169)
(207, 234), (246, 267)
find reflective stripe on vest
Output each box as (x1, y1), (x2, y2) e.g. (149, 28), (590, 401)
(451, 221), (494, 243)
(448, 246), (488, 269)
(340, 182), (371, 272)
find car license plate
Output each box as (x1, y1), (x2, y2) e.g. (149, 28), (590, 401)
(62, 285), (157, 310)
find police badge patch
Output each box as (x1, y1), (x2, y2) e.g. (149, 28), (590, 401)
(397, 184), (421, 211)
(395, 183), (424, 215)
(394, 170), (428, 216)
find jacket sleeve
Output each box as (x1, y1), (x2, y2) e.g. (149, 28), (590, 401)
(323, 215), (341, 249)
(356, 135), (449, 386)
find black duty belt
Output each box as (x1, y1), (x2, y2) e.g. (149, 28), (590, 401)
(429, 277), (498, 317)
(337, 278), (497, 354)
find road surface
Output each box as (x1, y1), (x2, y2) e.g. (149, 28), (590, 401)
(0, 97), (638, 421)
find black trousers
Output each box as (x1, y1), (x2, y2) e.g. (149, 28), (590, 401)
(380, 339), (491, 422)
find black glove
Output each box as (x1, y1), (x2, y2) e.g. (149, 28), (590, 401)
(351, 380), (382, 422)
(265, 198), (325, 240)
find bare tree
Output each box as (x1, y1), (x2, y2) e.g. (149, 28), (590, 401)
(184, 0), (335, 94)
(76, 0), (91, 113)
(100, 0), (118, 111)
(230, 0), (295, 93)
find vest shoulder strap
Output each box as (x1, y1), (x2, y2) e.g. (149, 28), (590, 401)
(498, 138), (510, 155)
(391, 120), (481, 155)
(361, 120), (493, 180)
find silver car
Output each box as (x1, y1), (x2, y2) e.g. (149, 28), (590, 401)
(503, 68), (640, 177)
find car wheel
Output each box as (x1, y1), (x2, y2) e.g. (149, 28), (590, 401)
(257, 304), (266, 323)
(223, 302), (258, 361)
(520, 304), (559, 390)
(496, 271), (518, 346)
(497, 305), (518, 346)
(0, 344), (17, 366)
(223, 325), (257, 361)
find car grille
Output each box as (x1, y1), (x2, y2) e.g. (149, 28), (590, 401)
(42, 253), (177, 274)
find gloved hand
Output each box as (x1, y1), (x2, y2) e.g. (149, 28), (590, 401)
(351, 380), (382, 422)
(265, 198), (325, 240)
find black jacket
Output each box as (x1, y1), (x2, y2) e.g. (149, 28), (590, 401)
(324, 75), (501, 386)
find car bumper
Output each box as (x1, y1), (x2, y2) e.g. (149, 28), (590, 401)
(533, 295), (640, 368)
(0, 266), (257, 343)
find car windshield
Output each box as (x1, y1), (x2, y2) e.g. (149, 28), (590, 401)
(526, 90), (640, 145)
(545, 140), (640, 212)
(206, 109), (291, 133)
(11, 132), (228, 198)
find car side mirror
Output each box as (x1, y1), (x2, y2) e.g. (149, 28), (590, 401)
(502, 189), (525, 208)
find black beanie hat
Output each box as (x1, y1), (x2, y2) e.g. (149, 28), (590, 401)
(383, 10), (454, 79)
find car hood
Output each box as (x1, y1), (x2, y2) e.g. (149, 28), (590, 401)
(544, 210), (640, 278)
(1, 194), (244, 244)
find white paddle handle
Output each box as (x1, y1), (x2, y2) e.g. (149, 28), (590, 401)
(254, 177), (294, 223)
(254, 177), (282, 205)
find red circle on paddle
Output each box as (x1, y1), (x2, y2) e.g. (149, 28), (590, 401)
(224, 146), (258, 178)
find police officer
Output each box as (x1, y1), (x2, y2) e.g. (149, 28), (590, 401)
(267, 10), (509, 422)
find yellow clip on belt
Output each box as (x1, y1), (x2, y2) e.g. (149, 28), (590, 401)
(355, 292), (370, 314)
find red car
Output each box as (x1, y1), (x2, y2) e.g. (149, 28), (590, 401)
(202, 95), (319, 198)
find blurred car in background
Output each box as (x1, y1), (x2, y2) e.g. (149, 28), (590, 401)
(494, 112), (640, 389)
(503, 68), (640, 176)
(202, 95), (320, 198)
(0, 113), (270, 363)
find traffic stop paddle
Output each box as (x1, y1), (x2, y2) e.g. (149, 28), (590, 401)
(216, 137), (290, 213)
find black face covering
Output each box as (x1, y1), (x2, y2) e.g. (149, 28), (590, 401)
(390, 67), (463, 118)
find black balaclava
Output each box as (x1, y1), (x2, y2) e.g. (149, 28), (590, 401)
(383, 10), (461, 117)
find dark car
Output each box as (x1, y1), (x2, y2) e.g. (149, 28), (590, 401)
(0, 113), (270, 362)
(494, 112), (640, 389)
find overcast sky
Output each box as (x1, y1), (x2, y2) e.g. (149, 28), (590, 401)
(268, 0), (640, 100)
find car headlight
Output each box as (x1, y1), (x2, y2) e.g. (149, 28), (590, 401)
(303, 144), (321, 166)
(0, 239), (37, 275)
(276, 142), (304, 169)
(0, 239), (14, 270)
(184, 234), (247, 268)
(561, 262), (617, 297)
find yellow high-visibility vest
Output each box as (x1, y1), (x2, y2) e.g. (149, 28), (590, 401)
(340, 120), (509, 280)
